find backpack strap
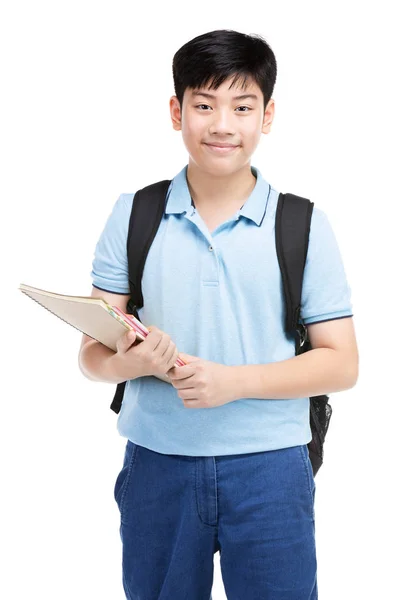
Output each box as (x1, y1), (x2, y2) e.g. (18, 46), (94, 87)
(126, 180), (172, 316)
(275, 192), (332, 476)
(275, 192), (314, 351)
(110, 180), (171, 414)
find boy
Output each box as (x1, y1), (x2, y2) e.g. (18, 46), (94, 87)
(79, 29), (358, 600)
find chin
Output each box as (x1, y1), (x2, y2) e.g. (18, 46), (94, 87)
(202, 162), (247, 178)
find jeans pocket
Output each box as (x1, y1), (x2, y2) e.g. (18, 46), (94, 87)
(298, 444), (316, 520)
(114, 440), (138, 516)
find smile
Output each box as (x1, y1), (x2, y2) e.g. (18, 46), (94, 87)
(203, 144), (239, 154)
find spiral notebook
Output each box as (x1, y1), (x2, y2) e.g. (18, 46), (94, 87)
(19, 283), (186, 382)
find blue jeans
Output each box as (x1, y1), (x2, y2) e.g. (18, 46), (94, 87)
(114, 441), (317, 599)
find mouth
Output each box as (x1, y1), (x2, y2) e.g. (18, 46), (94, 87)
(203, 143), (240, 154)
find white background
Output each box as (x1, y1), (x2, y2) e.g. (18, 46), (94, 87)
(2, 1), (399, 598)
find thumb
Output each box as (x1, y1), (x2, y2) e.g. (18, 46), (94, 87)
(123, 328), (137, 350)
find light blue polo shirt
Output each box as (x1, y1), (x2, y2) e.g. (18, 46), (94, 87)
(90, 164), (353, 456)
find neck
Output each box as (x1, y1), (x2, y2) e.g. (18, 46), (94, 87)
(186, 161), (256, 210)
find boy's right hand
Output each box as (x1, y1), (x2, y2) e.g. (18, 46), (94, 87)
(112, 326), (180, 381)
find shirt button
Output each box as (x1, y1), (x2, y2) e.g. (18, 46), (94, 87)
(209, 245), (213, 251)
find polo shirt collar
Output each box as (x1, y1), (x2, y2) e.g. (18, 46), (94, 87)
(165, 164), (271, 226)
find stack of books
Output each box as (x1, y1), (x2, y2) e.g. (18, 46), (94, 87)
(19, 284), (186, 380)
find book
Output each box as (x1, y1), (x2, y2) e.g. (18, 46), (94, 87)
(18, 283), (186, 383)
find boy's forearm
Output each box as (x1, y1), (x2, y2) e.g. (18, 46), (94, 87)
(78, 341), (131, 384)
(230, 348), (358, 400)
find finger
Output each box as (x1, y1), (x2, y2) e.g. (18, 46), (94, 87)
(167, 346), (180, 371)
(176, 384), (193, 396)
(182, 398), (201, 408)
(163, 344), (177, 371)
(145, 327), (165, 352)
(169, 364), (196, 380)
(156, 334), (172, 358)
(167, 349), (184, 375)
(119, 329), (136, 353)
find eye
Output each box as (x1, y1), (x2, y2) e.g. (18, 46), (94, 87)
(195, 105), (252, 112)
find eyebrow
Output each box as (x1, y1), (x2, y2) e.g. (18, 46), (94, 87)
(191, 91), (259, 101)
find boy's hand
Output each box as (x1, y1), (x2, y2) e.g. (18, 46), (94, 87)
(112, 326), (180, 380)
(167, 353), (238, 408)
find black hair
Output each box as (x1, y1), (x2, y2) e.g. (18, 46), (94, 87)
(172, 29), (277, 112)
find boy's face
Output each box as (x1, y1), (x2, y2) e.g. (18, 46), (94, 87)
(170, 75), (274, 175)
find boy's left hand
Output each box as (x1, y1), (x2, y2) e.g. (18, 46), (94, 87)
(168, 353), (239, 408)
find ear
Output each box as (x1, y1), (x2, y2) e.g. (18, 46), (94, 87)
(170, 96), (182, 131)
(261, 98), (275, 135)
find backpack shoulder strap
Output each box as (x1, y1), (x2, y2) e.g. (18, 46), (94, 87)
(276, 192), (333, 477)
(275, 192), (314, 351)
(110, 179), (171, 414)
(126, 179), (172, 316)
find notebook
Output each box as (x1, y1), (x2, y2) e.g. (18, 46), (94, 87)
(19, 283), (186, 383)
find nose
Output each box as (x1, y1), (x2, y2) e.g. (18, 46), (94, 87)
(208, 109), (236, 136)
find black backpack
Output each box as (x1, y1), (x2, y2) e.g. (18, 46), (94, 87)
(110, 179), (332, 476)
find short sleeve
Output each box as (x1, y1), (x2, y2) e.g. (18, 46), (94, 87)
(90, 193), (134, 294)
(300, 208), (353, 325)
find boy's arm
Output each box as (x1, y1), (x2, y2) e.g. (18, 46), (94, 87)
(231, 316), (359, 400)
(233, 205), (358, 400)
(78, 287), (133, 383)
